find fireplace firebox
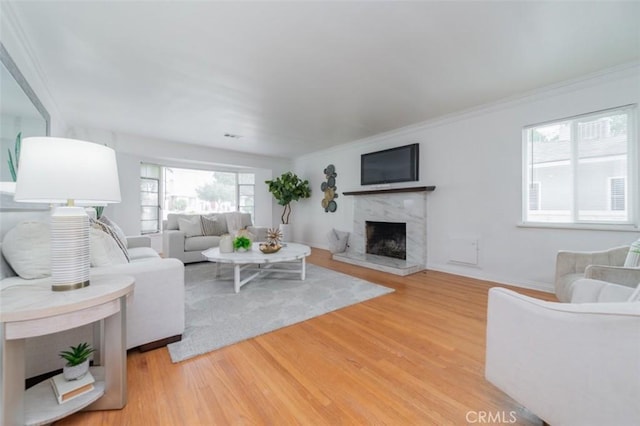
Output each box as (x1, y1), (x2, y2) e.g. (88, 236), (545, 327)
(365, 221), (406, 260)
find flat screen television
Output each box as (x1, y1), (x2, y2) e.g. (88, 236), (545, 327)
(360, 143), (419, 185)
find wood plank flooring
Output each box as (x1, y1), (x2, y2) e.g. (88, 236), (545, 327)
(56, 248), (555, 425)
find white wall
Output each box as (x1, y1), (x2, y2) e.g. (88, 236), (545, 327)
(66, 127), (292, 235)
(293, 63), (640, 292)
(0, 4), (66, 136)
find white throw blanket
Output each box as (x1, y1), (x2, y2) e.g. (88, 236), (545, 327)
(225, 212), (243, 236)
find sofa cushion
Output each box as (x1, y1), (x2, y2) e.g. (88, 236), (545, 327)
(570, 278), (635, 303)
(90, 226), (128, 267)
(178, 216), (203, 237)
(201, 215), (227, 236)
(128, 247), (161, 262)
(185, 236), (221, 252)
(166, 213), (194, 231)
(1, 221), (51, 279)
(623, 239), (640, 267)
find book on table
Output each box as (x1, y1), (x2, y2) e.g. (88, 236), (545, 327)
(50, 371), (95, 404)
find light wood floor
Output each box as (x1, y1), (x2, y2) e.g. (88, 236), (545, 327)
(56, 248), (555, 425)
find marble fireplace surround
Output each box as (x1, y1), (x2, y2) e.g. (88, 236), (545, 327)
(333, 186), (434, 276)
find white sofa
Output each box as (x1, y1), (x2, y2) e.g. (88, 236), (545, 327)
(485, 280), (640, 425)
(1, 230), (185, 379)
(163, 212), (268, 263)
(555, 245), (640, 302)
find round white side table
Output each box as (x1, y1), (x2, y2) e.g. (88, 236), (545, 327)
(0, 274), (134, 426)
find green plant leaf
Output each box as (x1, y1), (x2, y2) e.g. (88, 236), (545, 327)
(59, 342), (95, 366)
(14, 132), (21, 169)
(7, 150), (16, 182)
(233, 236), (252, 249)
(265, 172), (311, 224)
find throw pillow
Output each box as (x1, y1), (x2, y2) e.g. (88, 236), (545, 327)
(224, 212), (244, 236)
(327, 228), (349, 254)
(90, 218), (130, 262)
(89, 227), (128, 267)
(628, 283), (640, 302)
(178, 216), (203, 237)
(623, 239), (640, 267)
(99, 215), (127, 250)
(1, 221), (51, 279)
(201, 215), (226, 236)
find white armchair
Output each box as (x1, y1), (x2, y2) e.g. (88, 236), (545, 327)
(554, 245), (640, 301)
(485, 282), (640, 426)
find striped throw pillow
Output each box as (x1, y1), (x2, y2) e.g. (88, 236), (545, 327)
(624, 239), (640, 267)
(90, 218), (130, 262)
(201, 215), (227, 236)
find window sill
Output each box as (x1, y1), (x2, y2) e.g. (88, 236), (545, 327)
(517, 222), (639, 232)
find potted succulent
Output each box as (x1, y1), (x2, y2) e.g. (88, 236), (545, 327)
(59, 342), (95, 381)
(233, 235), (252, 252)
(265, 172), (311, 241)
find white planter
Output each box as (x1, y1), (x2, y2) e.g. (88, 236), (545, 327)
(279, 224), (292, 242)
(63, 359), (89, 381)
(219, 234), (234, 253)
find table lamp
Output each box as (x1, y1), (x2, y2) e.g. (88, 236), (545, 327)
(14, 137), (121, 291)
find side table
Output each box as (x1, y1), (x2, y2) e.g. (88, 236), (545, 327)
(0, 274), (134, 426)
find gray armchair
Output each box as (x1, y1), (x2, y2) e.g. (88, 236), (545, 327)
(555, 245), (640, 302)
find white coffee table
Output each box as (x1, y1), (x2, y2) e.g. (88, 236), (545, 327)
(202, 243), (311, 293)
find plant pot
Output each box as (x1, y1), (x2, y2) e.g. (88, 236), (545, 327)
(219, 234), (234, 253)
(279, 224), (291, 242)
(63, 359), (89, 381)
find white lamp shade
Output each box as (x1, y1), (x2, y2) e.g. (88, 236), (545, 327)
(14, 137), (121, 204)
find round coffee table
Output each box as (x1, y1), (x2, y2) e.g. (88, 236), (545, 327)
(202, 243), (311, 293)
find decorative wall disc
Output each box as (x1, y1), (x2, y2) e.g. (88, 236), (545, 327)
(321, 164), (338, 213)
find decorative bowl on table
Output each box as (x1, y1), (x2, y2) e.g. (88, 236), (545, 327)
(259, 243), (282, 254)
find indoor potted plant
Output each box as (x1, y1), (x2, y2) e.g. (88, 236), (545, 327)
(233, 235), (252, 252)
(265, 172), (311, 241)
(59, 342), (95, 380)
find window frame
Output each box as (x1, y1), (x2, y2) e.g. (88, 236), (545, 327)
(521, 104), (638, 229)
(140, 176), (161, 234)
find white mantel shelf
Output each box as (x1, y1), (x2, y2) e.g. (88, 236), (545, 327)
(342, 186), (435, 196)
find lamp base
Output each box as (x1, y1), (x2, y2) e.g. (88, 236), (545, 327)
(51, 280), (90, 292)
(50, 206), (91, 291)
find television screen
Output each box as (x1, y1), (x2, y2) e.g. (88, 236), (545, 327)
(361, 143), (419, 185)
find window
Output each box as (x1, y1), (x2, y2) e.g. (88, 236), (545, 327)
(148, 166), (255, 220)
(140, 163), (161, 234)
(523, 105), (637, 225)
(238, 173), (255, 217)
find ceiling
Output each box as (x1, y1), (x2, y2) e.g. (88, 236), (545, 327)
(5, 1), (640, 158)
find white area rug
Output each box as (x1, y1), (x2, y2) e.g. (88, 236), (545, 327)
(167, 261), (394, 362)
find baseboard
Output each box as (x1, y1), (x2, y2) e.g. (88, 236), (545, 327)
(134, 334), (182, 353)
(427, 263), (555, 294)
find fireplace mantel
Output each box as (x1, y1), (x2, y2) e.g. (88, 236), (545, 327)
(342, 186), (435, 196)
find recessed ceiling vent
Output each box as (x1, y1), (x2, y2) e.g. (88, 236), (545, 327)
(224, 133), (242, 139)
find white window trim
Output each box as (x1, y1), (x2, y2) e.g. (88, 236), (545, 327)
(521, 104), (639, 230)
